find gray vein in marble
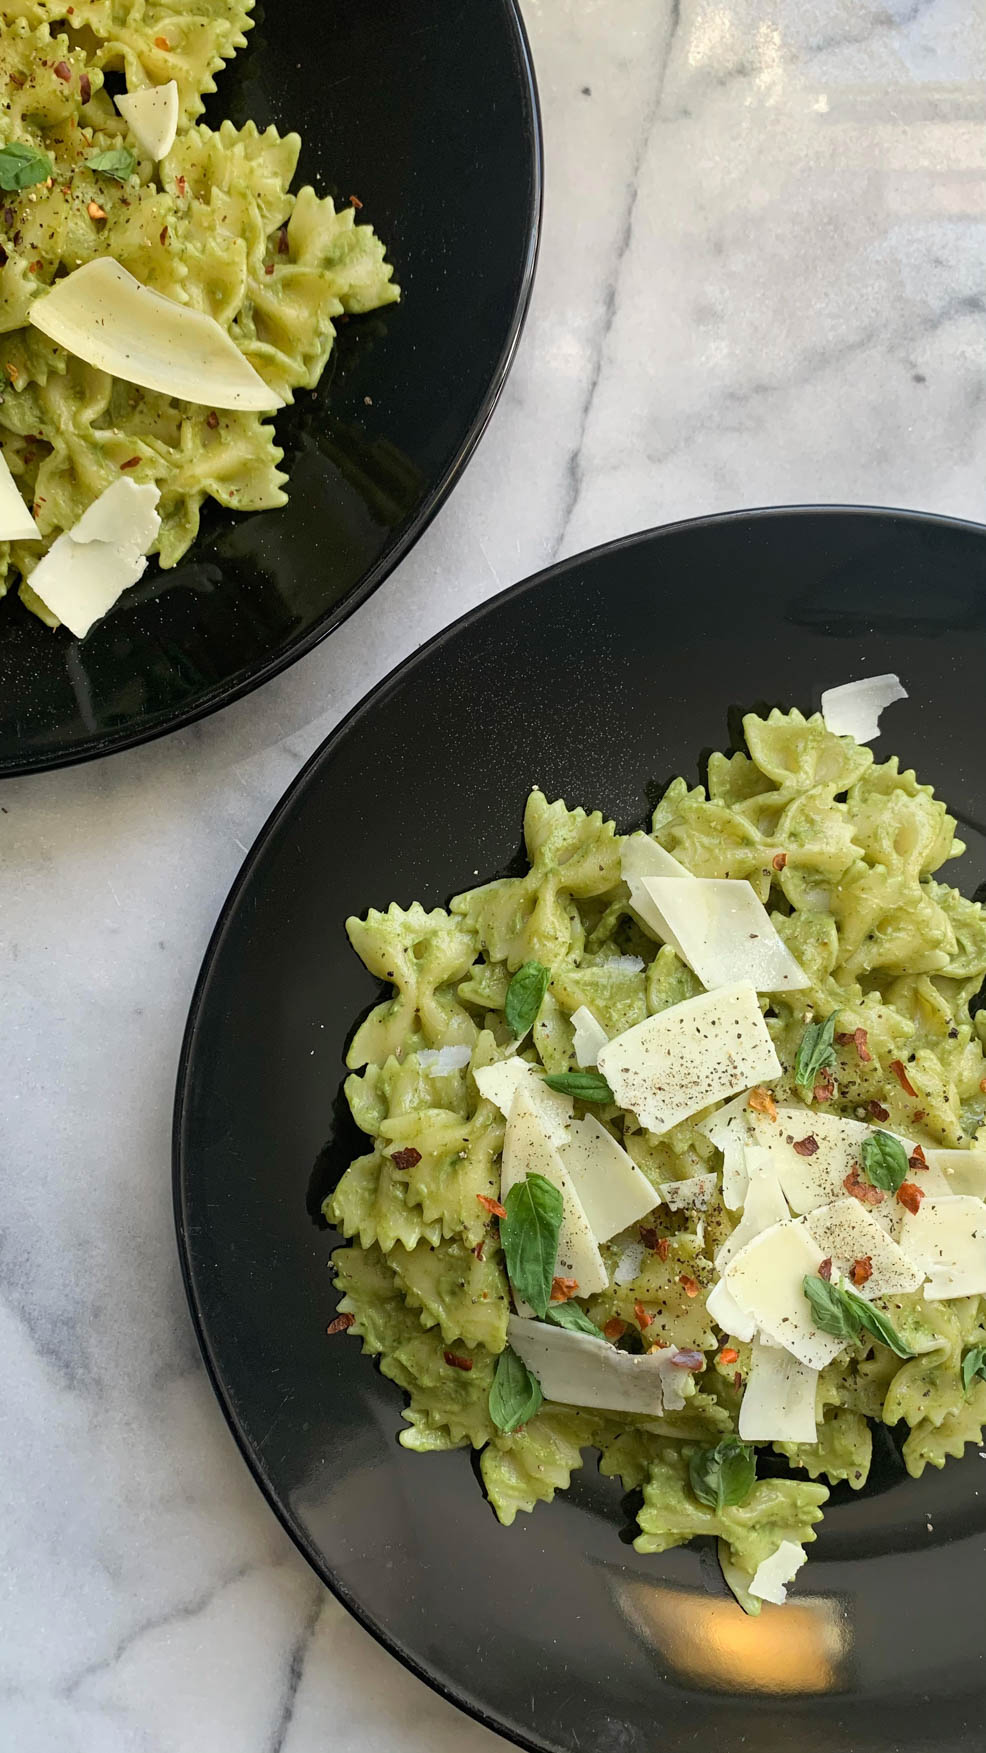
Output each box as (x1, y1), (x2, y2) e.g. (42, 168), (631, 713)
(268, 1593), (324, 1753)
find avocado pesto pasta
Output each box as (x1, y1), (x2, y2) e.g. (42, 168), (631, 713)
(327, 702), (986, 1611)
(0, 0), (398, 633)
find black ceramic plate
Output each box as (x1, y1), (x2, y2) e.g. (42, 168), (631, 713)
(0, 0), (540, 777)
(175, 508), (986, 1753)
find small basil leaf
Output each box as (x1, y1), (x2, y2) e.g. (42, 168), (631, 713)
(794, 1011), (839, 1099)
(843, 1286), (914, 1359)
(860, 1130), (909, 1194)
(501, 1172), (563, 1318)
(504, 960), (551, 1039)
(688, 1437), (756, 1514)
(543, 1070), (614, 1104)
(488, 1346), (543, 1433)
(962, 1344), (986, 1394)
(0, 143), (52, 192)
(86, 147), (137, 182)
(545, 1302), (603, 1338)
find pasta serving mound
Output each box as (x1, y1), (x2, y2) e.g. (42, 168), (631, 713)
(0, 0), (398, 624)
(327, 707), (986, 1611)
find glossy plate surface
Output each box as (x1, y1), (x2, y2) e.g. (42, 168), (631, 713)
(0, 0), (540, 776)
(176, 509), (986, 1753)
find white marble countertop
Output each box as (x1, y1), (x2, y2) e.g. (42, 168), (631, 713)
(4, 2), (986, 1748)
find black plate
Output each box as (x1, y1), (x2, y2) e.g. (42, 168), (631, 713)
(0, 0), (540, 777)
(175, 508), (986, 1753)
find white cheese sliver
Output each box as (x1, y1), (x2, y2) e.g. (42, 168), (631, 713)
(558, 1114), (659, 1243)
(897, 1195), (986, 1300)
(417, 1044), (472, 1072)
(636, 875), (809, 993)
(715, 1147), (790, 1270)
(27, 478), (161, 638)
(927, 1148), (986, 1200)
(115, 80), (179, 160)
(739, 1336), (818, 1443)
(502, 1090), (607, 1295)
(507, 1314), (669, 1414)
(801, 1198), (922, 1299)
(30, 259), (283, 412)
(597, 981), (781, 1137)
(0, 447), (39, 540)
(748, 1540), (808, 1606)
(723, 1219), (845, 1369)
(474, 1056), (572, 1146)
(699, 1092), (757, 1209)
(821, 674), (907, 743)
(570, 1005), (608, 1068)
(706, 1277), (756, 1343)
(621, 834), (692, 882)
(662, 1172), (718, 1213)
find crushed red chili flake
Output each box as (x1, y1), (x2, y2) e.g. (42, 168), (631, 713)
(771, 851), (788, 870)
(909, 1146), (928, 1171)
(748, 1086), (777, 1120)
(206, 409), (219, 429)
(680, 1274), (700, 1298)
(476, 1192), (506, 1218)
(391, 1146), (422, 1171)
(850, 1255), (873, 1288)
(264, 262), (274, 275)
(793, 1135), (819, 1157)
(719, 1346), (739, 1366)
(5, 362), (18, 383)
(154, 34), (171, 49)
(326, 1312), (354, 1334)
(814, 1068), (836, 1103)
(119, 456), (141, 470)
(733, 1369), (743, 1391)
(671, 1348), (704, 1370)
(634, 1299), (653, 1330)
(656, 1237), (670, 1261)
(53, 59), (71, 80)
(844, 1164), (885, 1206)
(87, 201), (107, 221)
(551, 1276), (579, 1303)
(443, 1351), (473, 1371)
(175, 174), (187, 197)
(836, 1027), (872, 1062)
(890, 1059), (918, 1098)
(277, 223), (289, 254)
(472, 1239), (485, 1261)
(79, 72), (91, 103)
(896, 1181), (925, 1214)
(818, 1256), (833, 1281)
(8, 72), (24, 89)
(867, 1099), (890, 1122)
(349, 194), (363, 208)
(160, 225), (169, 245)
(912, 1109), (926, 1122)
(603, 1317), (626, 1341)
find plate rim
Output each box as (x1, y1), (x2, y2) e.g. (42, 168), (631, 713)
(3, 0), (543, 782)
(173, 500), (986, 1753)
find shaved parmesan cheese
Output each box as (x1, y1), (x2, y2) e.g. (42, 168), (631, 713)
(758, 1108), (892, 1216)
(714, 1148), (790, 1271)
(821, 674), (907, 743)
(502, 1091), (607, 1296)
(723, 1220), (844, 1369)
(597, 982), (780, 1136)
(802, 1198), (921, 1299)
(621, 833), (692, 882)
(558, 1114), (659, 1242)
(603, 954), (644, 974)
(748, 1540), (808, 1606)
(897, 1195), (986, 1300)
(115, 79), (179, 160)
(417, 1044), (472, 1073)
(706, 1277), (756, 1343)
(507, 1315), (670, 1414)
(927, 1149), (986, 1201)
(570, 1005), (608, 1068)
(634, 876), (809, 993)
(613, 1240), (646, 1285)
(30, 260), (283, 412)
(0, 448), (39, 540)
(699, 1092), (756, 1209)
(27, 478), (161, 637)
(662, 1173), (718, 1213)
(739, 1336), (818, 1443)
(474, 1056), (572, 1146)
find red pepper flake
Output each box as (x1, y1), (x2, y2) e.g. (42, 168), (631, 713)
(551, 1276), (579, 1303)
(160, 225), (169, 246)
(656, 1237), (670, 1262)
(87, 201), (107, 221)
(771, 851), (787, 870)
(175, 174), (187, 197)
(603, 1317), (626, 1341)
(671, 1348), (704, 1370)
(264, 262), (274, 275)
(836, 1027), (872, 1063)
(53, 59), (71, 81)
(29, 261), (41, 273)
(890, 1059), (918, 1098)
(748, 1086), (777, 1121)
(80, 72), (91, 104)
(349, 194), (363, 209)
(476, 1192), (505, 1218)
(912, 1109), (926, 1123)
(896, 1181), (925, 1214)
(634, 1299), (653, 1330)
(793, 1135), (819, 1157)
(4, 362), (18, 383)
(850, 1255), (873, 1288)
(719, 1346), (739, 1366)
(814, 1068), (836, 1103)
(277, 223), (289, 254)
(119, 456), (141, 470)
(679, 1274), (700, 1298)
(472, 1239), (485, 1261)
(326, 1312), (354, 1334)
(443, 1351), (473, 1372)
(206, 409), (219, 430)
(908, 1146), (928, 1172)
(391, 1146), (422, 1171)
(8, 72), (24, 89)
(154, 34), (171, 49)
(867, 1099), (890, 1122)
(844, 1164), (885, 1206)
(733, 1369), (743, 1391)
(818, 1256), (833, 1282)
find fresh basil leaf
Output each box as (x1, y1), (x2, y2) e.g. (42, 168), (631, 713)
(962, 1344), (986, 1394)
(794, 1011), (839, 1099)
(488, 1345), (543, 1433)
(688, 1437), (756, 1513)
(802, 1273), (914, 1358)
(844, 1285), (914, 1359)
(505, 960), (551, 1039)
(545, 1302), (603, 1338)
(501, 1172), (563, 1318)
(543, 1070), (614, 1105)
(86, 147), (137, 182)
(860, 1130), (909, 1193)
(0, 142), (52, 192)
